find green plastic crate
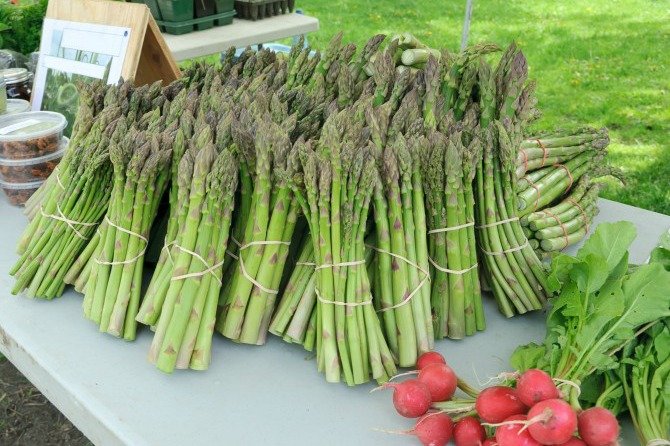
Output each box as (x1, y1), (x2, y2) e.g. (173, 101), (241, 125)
(130, 0), (236, 35)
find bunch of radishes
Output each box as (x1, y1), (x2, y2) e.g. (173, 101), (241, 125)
(376, 352), (621, 446)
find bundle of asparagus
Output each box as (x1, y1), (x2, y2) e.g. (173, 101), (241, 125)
(423, 128), (484, 339)
(9, 101), (123, 298)
(148, 146), (238, 373)
(521, 176), (603, 257)
(516, 145), (606, 216)
(82, 127), (172, 340)
(515, 127), (609, 179)
(23, 82), (111, 220)
(65, 86), (191, 294)
(473, 45), (549, 316)
(289, 110), (397, 385)
(217, 111), (298, 346)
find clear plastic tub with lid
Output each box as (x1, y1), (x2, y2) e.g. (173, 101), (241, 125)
(4, 99), (31, 115)
(0, 111), (67, 159)
(0, 137), (69, 183)
(0, 178), (44, 206)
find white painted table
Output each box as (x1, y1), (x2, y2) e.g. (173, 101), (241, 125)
(0, 198), (667, 446)
(163, 13), (319, 61)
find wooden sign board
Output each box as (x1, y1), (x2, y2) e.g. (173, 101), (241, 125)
(44, 0), (180, 85)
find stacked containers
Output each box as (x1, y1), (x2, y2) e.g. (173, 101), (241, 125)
(133, 0), (235, 35)
(4, 99), (31, 115)
(234, 0), (294, 21)
(0, 111), (68, 206)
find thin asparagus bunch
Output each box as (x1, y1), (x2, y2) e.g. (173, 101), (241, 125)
(370, 132), (433, 364)
(83, 126), (172, 340)
(23, 81), (112, 219)
(423, 128), (484, 339)
(9, 102), (127, 298)
(137, 115), (218, 326)
(148, 148), (238, 373)
(520, 175), (588, 225)
(217, 111), (298, 346)
(474, 44), (549, 316)
(515, 127), (609, 178)
(516, 148), (605, 215)
(65, 88), (191, 292)
(521, 180), (603, 256)
(361, 53), (433, 364)
(133, 114), (197, 326)
(289, 110), (397, 385)
(62, 79), (177, 303)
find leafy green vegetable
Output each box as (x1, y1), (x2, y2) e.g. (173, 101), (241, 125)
(511, 221), (670, 393)
(619, 320), (670, 444)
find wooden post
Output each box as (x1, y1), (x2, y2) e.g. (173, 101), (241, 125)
(460, 0), (474, 50)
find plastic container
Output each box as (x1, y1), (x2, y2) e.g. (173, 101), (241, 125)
(0, 178), (44, 206)
(4, 99), (31, 115)
(1, 68), (32, 101)
(0, 111), (67, 159)
(234, 0), (293, 20)
(141, 0), (235, 35)
(212, 0), (234, 24)
(194, 0), (216, 31)
(157, 10), (235, 34)
(0, 137), (68, 183)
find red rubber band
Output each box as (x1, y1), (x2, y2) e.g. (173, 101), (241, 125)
(536, 139), (548, 167)
(568, 198), (589, 233)
(543, 209), (569, 248)
(528, 178), (541, 211)
(520, 149), (529, 174)
(553, 163), (574, 192)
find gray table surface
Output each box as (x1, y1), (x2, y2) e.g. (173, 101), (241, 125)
(164, 14), (320, 61)
(0, 197), (668, 446)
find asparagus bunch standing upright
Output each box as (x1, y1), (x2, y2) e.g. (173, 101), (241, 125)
(290, 110), (397, 385)
(473, 44), (549, 316)
(83, 125), (172, 340)
(148, 147), (238, 373)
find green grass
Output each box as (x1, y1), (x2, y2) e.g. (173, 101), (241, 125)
(292, 0), (670, 215)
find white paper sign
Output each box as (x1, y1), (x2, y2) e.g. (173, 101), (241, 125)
(31, 19), (132, 134)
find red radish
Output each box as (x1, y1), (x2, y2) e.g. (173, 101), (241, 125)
(526, 398), (577, 445)
(453, 416), (486, 446)
(558, 438), (587, 446)
(413, 412), (454, 446)
(386, 379), (432, 418)
(418, 363), (458, 402)
(476, 386), (528, 423)
(417, 351), (447, 370)
(482, 439), (498, 446)
(577, 407), (620, 446)
(516, 369), (560, 406)
(495, 415), (541, 446)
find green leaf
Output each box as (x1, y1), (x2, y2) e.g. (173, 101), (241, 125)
(650, 246), (670, 272)
(547, 252), (580, 293)
(510, 343), (546, 372)
(580, 263), (670, 373)
(653, 324), (670, 363)
(577, 221), (636, 271)
(570, 253), (611, 294)
(620, 264), (670, 329)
